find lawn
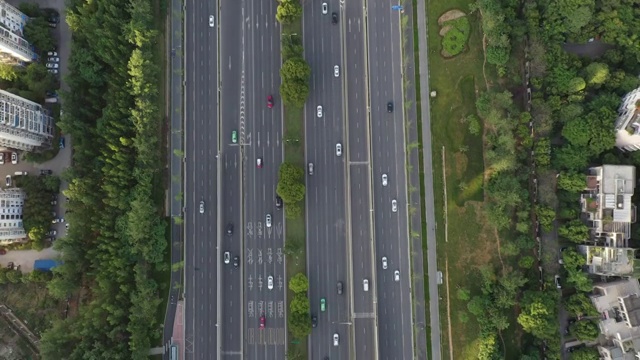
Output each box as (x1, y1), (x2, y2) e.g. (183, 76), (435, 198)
(423, 0), (522, 358)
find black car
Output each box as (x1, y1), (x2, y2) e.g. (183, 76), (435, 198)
(226, 223), (234, 235)
(387, 102), (393, 113)
(311, 315), (318, 328)
(40, 169), (53, 175)
(337, 281), (343, 295)
(233, 256), (240, 268)
(275, 195), (283, 209)
(332, 12), (338, 24)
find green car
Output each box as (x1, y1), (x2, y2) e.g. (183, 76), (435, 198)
(320, 298), (326, 312)
(231, 130), (238, 144)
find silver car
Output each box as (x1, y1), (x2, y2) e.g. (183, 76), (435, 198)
(336, 143), (342, 156)
(317, 105), (323, 118)
(268, 275), (274, 290)
(333, 333), (339, 346)
(209, 15), (215, 27)
(382, 173), (388, 186)
(266, 214), (272, 227)
(334, 65), (340, 77)
(199, 200), (205, 214)
(322, 2), (328, 14)
(382, 256), (388, 270)
(224, 251), (230, 264)
(392, 199), (398, 212)
(394, 270), (400, 282)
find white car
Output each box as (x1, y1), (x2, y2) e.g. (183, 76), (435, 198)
(382, 173), (388, 186)
(46, 63), (59, 69)
(382, 256), (388, 270)
(392, 199), (397, 212)
(47, 57), (59, 62)
(224, 251), (230, 264)
(266, 214), (272, 227)
(199, 200), (205, 214)
(5, 175), (10, 187)
(48, 69), (58, 74)
(363, 279), (369, 291)
(52, 218), (60, 224)
(394, 270), (400, 282)
(209, 15), (215, 27)
(334, 65), (339, 77)
(336, 143), (342, 156)
(11, 152), (17, 164)
(322, 2), (328, 14)
(317, 105), (323, 118)
(333, 333), (339, 346)
(268, 275), (274, 290)
(47, 51), (57, 56)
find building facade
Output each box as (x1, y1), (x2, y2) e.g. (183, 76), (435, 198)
(0, 0), (35, 64)
(0, 89), (54, 151)
(0, 187), (26, 244)
(580, 165), (636, 243)
(590, 279), (640, 360)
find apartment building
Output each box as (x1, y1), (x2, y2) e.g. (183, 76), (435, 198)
(0, 187), (26, 244)
(590, 279), (640, 360)
(0, 0), (36, 64)
(580, 165), (636, 243)
(0, 89), (54, 151)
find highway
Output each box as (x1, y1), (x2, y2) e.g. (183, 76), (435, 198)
(343, 0), (378, 358)
(366, 1), (414, 359)
(302, 0), (351, 359)
(220, 0), (244, 356)
(241, 0), (287, 358)
(184, 0), (220, 358)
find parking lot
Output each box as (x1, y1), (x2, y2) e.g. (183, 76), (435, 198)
(0, 0), (73, 270)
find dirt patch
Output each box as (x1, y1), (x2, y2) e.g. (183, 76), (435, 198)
(439, 25), (453, 37)
(453, 152), (468, 179)
(438, 9), (466, 25)
(451, 203), (494, 269)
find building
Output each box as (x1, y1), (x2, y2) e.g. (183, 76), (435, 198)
(578, 245), (640, 277)
(590, 279), (640, 360)
(0, 89), (54, 151)
(0, 187), (26, 244)
(580, 165), (636, 242)
(0, 0), (36, 64)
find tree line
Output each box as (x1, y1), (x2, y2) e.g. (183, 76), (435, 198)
(36, 0), (166, 358)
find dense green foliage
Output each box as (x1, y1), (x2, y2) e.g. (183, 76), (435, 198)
(17, 175), (60, 250)
(37, 0), (166, 358)
(276, 0), (302, 25)
(442, 17), (470, 56)
(288, 273), (311, 338)
(276, 162), (306, 219)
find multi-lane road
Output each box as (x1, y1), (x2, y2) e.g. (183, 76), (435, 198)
(184, 0), (220, 358)
(181, 0), (417, 358)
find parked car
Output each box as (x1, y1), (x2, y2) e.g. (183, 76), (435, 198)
(47, 51), (58, 56)
(40, 169), (53, 175)
(46, 63), (59, 69)
(59, 137), (65, 149)
(48, 69), (59, 74)
(10, 152), (17, 164)
(47, 57), (60, 62)
(275, 196), (283, 209)
(4, 175), (10, 187)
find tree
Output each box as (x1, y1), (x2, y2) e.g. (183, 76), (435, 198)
(570, 347), (599, 360)
(559, 219), (590, 243)
(276, 162), (305, 204)
(290, 293), (310, 314)
(456, 288), (471, 301)
(280, 80), (309, 108)
(281, 58), (311, 82)
(518, 255), (535, 269)
(566, 269), (593, 292)
(584, 62), (609, 86)
(22, 64), (56, 100)
(24, 17), (56, 52)
(571, 320), (599, 341)
(288, 273), (309, 294)
(0, 64), (19, 81)
(518, 291), (558, 340)
(557, 172), (586, 192)
(276, 0), (303, 25)
(562, 248), (586, 269)
(536, 205), (556, 231)
(565, 293), (598, 318)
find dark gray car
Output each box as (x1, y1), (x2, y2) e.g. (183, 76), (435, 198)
(337, 281), (343, 295)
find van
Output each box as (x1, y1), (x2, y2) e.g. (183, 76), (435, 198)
(14, 171), (27, 176)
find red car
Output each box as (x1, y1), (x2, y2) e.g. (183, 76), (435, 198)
(260, 315), (266, 329)
(267, 95), (274, 109)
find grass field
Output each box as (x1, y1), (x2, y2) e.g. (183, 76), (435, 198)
(423, 0), (523, 358)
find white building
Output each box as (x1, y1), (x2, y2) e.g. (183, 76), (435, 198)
(0, 89), (54, 151)
(0, 0), (36, 64)
(591, 279), (640, 360)
(0, 187), (26, 244)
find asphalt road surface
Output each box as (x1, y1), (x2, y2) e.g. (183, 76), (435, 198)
(220, 0), (244, 357)
(303, 0), (351, 359)
(343, 0), (378, 357)
(184, 0), (220, 358)
(241, 0), (287, 358)
(366, 1), (414, 359)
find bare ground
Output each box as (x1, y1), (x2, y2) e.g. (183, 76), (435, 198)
(438, 9), (466, 25)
